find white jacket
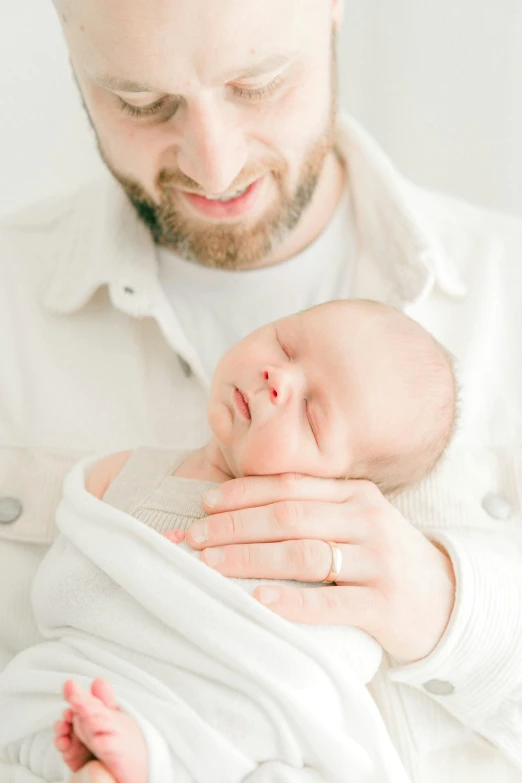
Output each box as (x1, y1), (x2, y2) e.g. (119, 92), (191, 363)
(0, 113), (521, 782)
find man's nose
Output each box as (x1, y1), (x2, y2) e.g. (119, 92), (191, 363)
(263, 366), (304, 405)
(176, 97), (248, 195)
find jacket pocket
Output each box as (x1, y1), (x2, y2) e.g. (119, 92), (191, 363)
(0, 446), (92, 544)
(391, 445), (520, 535)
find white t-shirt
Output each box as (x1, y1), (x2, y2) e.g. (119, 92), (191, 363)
(157, 188), (357, 381)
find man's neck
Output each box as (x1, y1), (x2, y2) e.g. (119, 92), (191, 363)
(245, 148), (346, 270)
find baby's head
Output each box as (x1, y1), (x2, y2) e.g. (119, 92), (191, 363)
(208, 300), (457, 493)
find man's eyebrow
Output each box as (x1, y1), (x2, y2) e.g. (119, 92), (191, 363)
(218, 52), (299, 83)
(94, 52), (299, 94)
(94, 75), (159, 93)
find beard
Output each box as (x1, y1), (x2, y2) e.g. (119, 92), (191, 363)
(91, 38), (339, 270)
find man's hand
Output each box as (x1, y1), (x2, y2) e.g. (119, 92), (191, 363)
(179, 475), (456, 663)
(70, 761), (116, 782)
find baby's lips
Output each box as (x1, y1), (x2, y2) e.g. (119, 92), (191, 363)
(164, 529), (186, 543)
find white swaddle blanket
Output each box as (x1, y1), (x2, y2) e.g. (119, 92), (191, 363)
(0, 457), (410, 783)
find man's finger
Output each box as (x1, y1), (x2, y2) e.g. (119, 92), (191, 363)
(202, 474), (371, 513)
(186, 500), (368, 549)
(200, 540), (375, 584)
(252, 583), (380, 630)
(69, 761), (118, 783)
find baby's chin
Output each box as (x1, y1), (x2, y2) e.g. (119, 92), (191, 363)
(210, 440), (250, 480)
(221, 432), (317, 479)
(217, 445), (267, 478)
(234, 451), (351, 482)
(220, 449), (254, 479)
(230, 450), (301, 479)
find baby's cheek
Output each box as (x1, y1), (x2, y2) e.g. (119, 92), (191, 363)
(237, 430), (301, 477)
(207, 402), (232, 445)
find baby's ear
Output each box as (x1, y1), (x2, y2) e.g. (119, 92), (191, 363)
(85, 450), (133, 499)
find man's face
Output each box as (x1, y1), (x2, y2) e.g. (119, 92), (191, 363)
(58, 0), (342, 268)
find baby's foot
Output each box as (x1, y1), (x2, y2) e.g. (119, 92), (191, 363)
(54, 679), (118, 772)
(54, 702), (94, 772)
(54, 678), (148, 783)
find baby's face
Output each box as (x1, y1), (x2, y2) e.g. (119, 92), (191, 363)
(208, 302), (404, 478)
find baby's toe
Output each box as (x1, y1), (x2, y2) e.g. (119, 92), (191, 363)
(64, 680), (91, 710)
(54, 734), (72, 753)
(91, 678), (119, 710)
(67, 687), (103, 719)
(72, 706), (115, 742)
(62, 734), (93, 773)
(54, 719), (71, 738)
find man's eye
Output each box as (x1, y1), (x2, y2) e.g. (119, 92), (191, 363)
(231, 75), (284, 102)
(117, 96), (177, 119)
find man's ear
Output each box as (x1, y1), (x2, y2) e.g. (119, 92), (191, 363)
(331, 0), (344, 31)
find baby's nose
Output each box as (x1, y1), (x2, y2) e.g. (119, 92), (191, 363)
(263, 367), (294, 405)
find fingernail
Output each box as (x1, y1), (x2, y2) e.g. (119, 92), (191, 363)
(189, 521), (208, 543)
(203, 548), (224, 567)
(165, 529), (185, 543)
(258, 587), (280, 605)
(203, 488), (221, 508)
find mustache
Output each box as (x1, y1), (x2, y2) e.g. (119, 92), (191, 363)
(156, 162), (284, 195)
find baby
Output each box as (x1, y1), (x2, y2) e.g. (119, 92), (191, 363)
(52, 298), (456, 783)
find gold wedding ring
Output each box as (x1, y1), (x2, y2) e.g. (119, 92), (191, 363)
(324, 541), (343, 584)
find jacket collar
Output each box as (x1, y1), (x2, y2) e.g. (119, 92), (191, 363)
(336, 114), (466, 305)
(43, 111), (466, 316)
(43, 174), (161, 317)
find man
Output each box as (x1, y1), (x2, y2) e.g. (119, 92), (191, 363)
(0, 0), (521, 781)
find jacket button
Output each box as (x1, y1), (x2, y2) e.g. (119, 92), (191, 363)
(0, 497), (23, 525)
(481, 493), (512, 521)
(423, 679), (455, 696)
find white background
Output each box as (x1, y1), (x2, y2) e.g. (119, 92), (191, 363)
(2, 0), (521, 217)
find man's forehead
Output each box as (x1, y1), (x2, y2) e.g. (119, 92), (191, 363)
(61, 0), (326, 90)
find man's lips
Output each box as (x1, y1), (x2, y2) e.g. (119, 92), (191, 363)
(233, 388), (251, 420)
(182, 177), (264, 220)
